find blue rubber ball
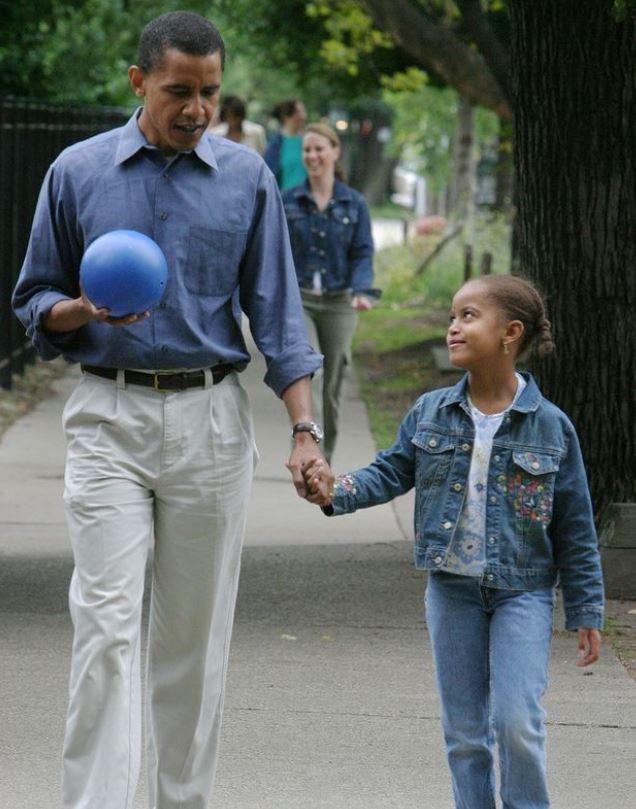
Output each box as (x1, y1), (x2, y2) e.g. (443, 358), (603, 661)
(80, 230), (168, 317)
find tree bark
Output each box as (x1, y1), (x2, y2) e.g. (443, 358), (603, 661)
(510, 1), (636, 514)
(448, 96), (476, 228)
(359, 0), (512, 119)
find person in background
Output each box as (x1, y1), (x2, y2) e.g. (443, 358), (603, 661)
(210, 93), (266, 155)
(264, 98), (307, 190)
(282, 122), (379, 463)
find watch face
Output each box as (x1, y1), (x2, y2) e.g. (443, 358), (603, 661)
(312, 423), (324, 441)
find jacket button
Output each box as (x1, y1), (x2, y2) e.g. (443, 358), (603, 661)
(461, 443), (470, 451)
(428, 438), (438, 447)
(488, 536), (496, 545)
(434, 556), (443, 564)
(494, 455), (500, 462)
(531, 461), (540, 470)
(487, 574), (494, 581)
(453, 483), (462, 492)
(343, 217), (350, 224)
(442, 520), (452, 529)
(489, 496), (496, 504)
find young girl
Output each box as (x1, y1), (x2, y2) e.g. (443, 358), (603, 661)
(304, 275), (604, 809)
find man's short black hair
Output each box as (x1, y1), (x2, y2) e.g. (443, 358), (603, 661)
(138, 11), (225, 73)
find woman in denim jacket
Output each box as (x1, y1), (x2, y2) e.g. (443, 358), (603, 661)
(282, 123), (378, 462)
(304, 275), (604, 809)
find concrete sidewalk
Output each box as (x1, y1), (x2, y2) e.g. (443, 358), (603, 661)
(1, 341), (635, 808)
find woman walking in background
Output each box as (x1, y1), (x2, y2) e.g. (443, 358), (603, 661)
(210, 94), (266, 154)
(264, 98), (307, 190)
(283, 123), (378, 463)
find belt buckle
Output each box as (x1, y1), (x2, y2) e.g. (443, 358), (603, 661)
(153, 372), (174, 392)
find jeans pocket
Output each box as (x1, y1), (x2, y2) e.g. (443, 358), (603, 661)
(186, 225), (247, 296)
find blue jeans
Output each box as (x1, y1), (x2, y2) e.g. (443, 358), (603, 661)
(425, 571), (555, 809)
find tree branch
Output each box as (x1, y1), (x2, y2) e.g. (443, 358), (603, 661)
(359, 0), (512, 119)
(455, 0), (512, 102)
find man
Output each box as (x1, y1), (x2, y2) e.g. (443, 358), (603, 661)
(12, 11), (326, 809)
(210, 94), (267, 155)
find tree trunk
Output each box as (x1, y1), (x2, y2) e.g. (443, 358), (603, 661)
(510, 1), (636, 515)
(448, 96), (476, 229)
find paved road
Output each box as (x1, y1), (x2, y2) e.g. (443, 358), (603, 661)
(1, 339), (635, 808)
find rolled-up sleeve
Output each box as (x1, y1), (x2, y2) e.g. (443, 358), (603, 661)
(12, 162), (82, 359)
(239, 165), (322, 397)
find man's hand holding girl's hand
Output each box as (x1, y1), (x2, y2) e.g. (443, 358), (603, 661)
(303, 458), (334, 507)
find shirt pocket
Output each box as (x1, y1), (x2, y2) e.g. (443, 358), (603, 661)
(186, 226), (247, 297)
(508, 450), (561, 528)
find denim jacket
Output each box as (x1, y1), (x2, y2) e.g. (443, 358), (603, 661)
(328, 373), (604, 630)
(282, 180), (377, 297)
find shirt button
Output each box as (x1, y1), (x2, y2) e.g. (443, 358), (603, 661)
(461, 443), (470, 451)
(453, 483), (462, 492)
(158, 302), (167, 309)
(442, 520), (452, 530)
(159, 212), (168, 220)
(319, 250), (325, 256)
(319, 231), (325, 237)
(343, 217), (350, 224)
(428, 438), (438, 447)
(434, 556), (443, 565)
(488, 536), (496, 545)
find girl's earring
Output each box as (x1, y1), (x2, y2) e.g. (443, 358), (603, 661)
(503, 341), (509, 355)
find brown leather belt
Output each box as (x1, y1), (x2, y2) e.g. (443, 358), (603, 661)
(81, 364), (234, 391)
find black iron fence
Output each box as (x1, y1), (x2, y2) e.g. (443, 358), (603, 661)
(0, 98), (129, 389)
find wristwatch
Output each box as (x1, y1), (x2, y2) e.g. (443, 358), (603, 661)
(292, 421), (324, 443)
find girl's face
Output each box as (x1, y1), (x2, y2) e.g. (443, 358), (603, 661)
(447, 282), (520, 370)
(302, 132), (340, 181)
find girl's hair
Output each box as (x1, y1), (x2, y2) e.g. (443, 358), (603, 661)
(304, 122), (346, 182)
(273, 99), (301, 122)
(472, 275), (555, 359)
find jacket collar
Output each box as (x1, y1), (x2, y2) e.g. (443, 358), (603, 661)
(292, 178), (353, 203)
(114, 108), (218, 170)
(439, 371), (542, 413)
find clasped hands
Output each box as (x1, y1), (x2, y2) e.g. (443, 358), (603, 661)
(285, 444), (334, 507)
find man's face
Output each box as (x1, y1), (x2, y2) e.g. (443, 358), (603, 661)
(129, 48), (222, 155)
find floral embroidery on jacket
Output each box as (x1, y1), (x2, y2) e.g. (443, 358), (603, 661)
(497, 471), (553, 528)
(335, 473), (357, 496)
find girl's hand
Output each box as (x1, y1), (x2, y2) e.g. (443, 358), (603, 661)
(351, 294), (372, 312)
(576, 628), (601, 667)
(303, 458), (334, 507)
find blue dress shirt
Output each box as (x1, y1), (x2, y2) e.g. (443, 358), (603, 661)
(12, 110), (322, 397)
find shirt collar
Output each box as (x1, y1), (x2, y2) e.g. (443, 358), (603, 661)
(114, 108), (218, 170)
(440, 371), (542, 413)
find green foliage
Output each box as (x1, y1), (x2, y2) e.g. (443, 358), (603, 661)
(613, 0), (636, 20)
(382, 74), (457, 196)
(307, 0), (392, 76)
(373, 211), (512, 308)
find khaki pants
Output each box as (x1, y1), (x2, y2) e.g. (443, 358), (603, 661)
(301, 290), (358, 462)
(61, 371), (256, 809)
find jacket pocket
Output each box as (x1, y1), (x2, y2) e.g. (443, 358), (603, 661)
(412, 429), (456, 489)
(186, 226), (247, 297)
(509, 450), (561, 528)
